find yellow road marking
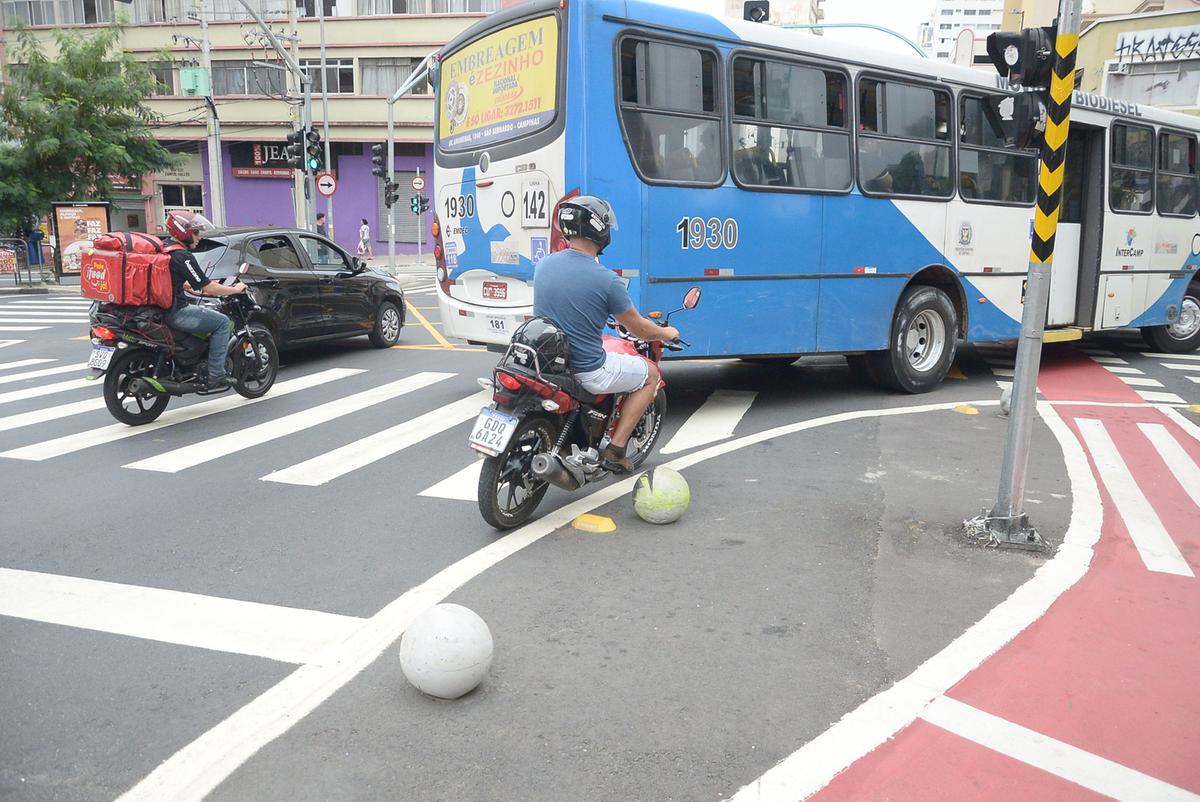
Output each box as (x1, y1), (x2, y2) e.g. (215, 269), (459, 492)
(946, 365), (967, 380)
(572, 514), (616, 533)
(405, 299), (453, 349)
(391, 344), (486, 352)
(70, 335), (91, 341)
(954, 404), (979, 415)
(1190, 405), (1200, 414)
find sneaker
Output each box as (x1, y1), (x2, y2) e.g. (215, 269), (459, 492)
(599, 440), (634, 474)
(202, 374), (235, 391)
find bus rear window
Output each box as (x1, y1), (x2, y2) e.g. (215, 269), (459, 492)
(437, 15), (559, 152)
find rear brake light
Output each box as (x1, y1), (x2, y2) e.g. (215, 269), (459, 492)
(549, 188), (580, 254)
(497, 372), (522, 391)
(432, 212), (450, 294)
(431, 220), (440, 238)
(91, 325), (116, 341)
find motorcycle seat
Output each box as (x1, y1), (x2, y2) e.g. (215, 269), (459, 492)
(551, 373), (603, 405)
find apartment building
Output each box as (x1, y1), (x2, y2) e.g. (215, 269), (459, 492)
(918, 0), (1005, 64)
(0, 0), (497, 254)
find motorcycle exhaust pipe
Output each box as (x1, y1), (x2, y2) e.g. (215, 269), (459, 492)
(531, 451), (583, 491)
(128, 377), (194, 397)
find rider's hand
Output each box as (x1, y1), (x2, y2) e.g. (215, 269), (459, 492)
(231, 281), (248, 294)
(659, 325), (680, 342)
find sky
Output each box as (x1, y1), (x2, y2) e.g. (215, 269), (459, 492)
(820, 0), (933, 54)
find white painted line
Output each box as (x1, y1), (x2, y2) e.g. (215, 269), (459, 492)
(0, 339), (22, 349)
(262, 390), (486, 486)
(1188, 376), (1200, 384)
(996, 380), (1012, 390)
(5, 298), (93, 305)
(1075, 418), (1192, 577)
(0, 397), (106, 433)
(418, 460), (483, 501)
(1163, 363), (1200, 372)
(2, 368), (361, 461)
(920, 696), (1200, 802)
(127, 371), (455, 474)
(1119, 376), (1164, 388)
(0, 377), (93, 407)
(1142, 351), (1200, 362)
(991, 368), (1015, 377)
(1139, 390), (1186, 404)
(0, 358), (55, 372)
(0, 568), (363, 665)
(0, 307), (93, 313)
(0, 362), (87, 386)
(0, 326), (48, 332)
(0, 318), (88, 324)
(660, 389), (757, 455)
(1139, 422), (1200, 511)
(1089, 355), (1128, 364)
(1160, 407), (1200, 445)
(1102, 365), (1144, 375)
(729, 401), (1101, 802)
(129, 397), (1087, 802)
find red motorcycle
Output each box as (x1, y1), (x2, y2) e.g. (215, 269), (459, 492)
(470, 287), (700, 529)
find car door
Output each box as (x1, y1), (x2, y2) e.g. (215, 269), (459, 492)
(244, 234), (328, 340)
(297, 234), (373, 334)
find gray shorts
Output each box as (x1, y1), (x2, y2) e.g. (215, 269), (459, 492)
(575, 351), (650, 395)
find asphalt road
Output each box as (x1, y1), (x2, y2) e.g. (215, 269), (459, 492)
(1, 289), (1197, 801)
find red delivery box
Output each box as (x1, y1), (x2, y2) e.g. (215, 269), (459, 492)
(81, 249), (174, 309)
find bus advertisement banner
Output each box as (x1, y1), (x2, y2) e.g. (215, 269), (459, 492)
(438, 16), (558, 151)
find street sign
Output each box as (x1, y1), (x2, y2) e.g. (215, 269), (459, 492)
(316, 172), (337, 197)
(412, 175), (425, 191)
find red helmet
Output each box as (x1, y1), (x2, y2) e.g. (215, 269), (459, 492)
(165, 210), (214, 242)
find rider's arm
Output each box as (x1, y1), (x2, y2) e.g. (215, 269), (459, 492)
(200, 281), (246, 297)
(614, 307), (679, 342)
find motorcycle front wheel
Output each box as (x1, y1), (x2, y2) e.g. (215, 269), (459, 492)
(104, 347), (170, 426)
(231, 328), (278, 399)
(627, 392), (666, 469)
(477, 416), (556, 530)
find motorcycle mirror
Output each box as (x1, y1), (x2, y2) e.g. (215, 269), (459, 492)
(682, 287), (701, 310)
(238, 262), (250, 275)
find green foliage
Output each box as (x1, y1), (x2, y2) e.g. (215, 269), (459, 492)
(0, 24), (178, 236)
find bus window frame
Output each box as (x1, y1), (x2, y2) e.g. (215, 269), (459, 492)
(1108, 118), (1156, 217)
(726, 48), (853, 196)
(956, 91), (1039, 209)
(612, 29), (727, 189)
(433, 2), (569, 169)
(854, 71), (956, 203)
(1155, 126), (1198, 220)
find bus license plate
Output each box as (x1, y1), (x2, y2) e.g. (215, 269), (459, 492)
(482, 281), (507, 300)
(468, 407), (518, 456)
(88, 345), (115, 370)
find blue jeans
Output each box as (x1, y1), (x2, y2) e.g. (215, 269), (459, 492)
(168, 304), (231, 378)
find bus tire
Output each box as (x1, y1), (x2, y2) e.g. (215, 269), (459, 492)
(1140, 282), (1200, 354)
(869, 285), (958, 394)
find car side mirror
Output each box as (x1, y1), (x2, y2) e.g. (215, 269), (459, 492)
(682, 286), (701, 310)
(353, 257), (368, 273)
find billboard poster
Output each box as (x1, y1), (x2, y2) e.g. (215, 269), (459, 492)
(437, 15), (558, 151)
(52, 202), (110, 275)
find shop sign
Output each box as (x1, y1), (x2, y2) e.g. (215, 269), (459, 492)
(51, 202), (110, 275)
(231, 142), (294, 178)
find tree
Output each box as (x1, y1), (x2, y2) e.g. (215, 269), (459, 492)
(0, 25), (177, 236)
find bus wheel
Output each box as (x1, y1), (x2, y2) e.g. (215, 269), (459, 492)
(1141, 283), (1200, 354)
(869, 285), (958, 394)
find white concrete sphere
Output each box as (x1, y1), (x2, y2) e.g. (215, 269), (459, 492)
(1000, 385), (1013, 416)
(633, 466), (691, 524)
(399, 603), (493, 699)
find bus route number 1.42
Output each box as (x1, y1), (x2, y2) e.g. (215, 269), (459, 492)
(676, 216), (738, 250)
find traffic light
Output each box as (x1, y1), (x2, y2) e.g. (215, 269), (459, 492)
(743, 0), (769, 22)
(986, 26), (1055, 89)
(371, 143), (387, 179)
(410, 195), (420, 214)
(383, 180), (401, 208)
(305, 128), (324, 172)
(284, 129), (305, 170)
(419, 195), (429, 213)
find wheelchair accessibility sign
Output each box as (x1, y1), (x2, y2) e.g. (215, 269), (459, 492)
(531, 237), (548, 264)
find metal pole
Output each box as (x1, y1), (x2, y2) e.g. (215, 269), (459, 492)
(416, 166), (422, 264)
(387, 100), (396, 273)
(318, 0), (332, 239)
(301, 73), (315, 231)
(288, 0), (305, 229)
(977, 0), (1082, 547)
(199, 0), (225, 225)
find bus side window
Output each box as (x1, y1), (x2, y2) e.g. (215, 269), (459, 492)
(1157, 130), (1197, 218)
(958, 94), (1037, 206)
(1111, 122), (1155, 214)
(618, 38), (723, 185)
(856, 78), (952, 199)
(729, 55), (851, 192)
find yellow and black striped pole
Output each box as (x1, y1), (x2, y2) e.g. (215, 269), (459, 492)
(985, 0), (1082, 546)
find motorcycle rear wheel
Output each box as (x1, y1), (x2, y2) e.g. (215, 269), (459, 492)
(478, 416), (555, 530)
(104, 348), (170, 426)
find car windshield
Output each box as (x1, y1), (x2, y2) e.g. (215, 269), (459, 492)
(194, 239), (230, 278)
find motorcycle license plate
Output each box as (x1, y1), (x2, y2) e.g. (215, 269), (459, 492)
(88, 345), (115, 370)
(468, 407), (518, 457)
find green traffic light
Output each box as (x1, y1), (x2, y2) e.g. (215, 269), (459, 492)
(307, 158), (320, 170)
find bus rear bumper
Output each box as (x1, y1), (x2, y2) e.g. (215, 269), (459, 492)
(437, 292), (529, 347)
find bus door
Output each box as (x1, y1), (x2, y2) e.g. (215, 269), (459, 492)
(1053, 125), (1104, 327)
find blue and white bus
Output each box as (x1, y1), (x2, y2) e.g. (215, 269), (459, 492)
(430, 0), (1200, 391)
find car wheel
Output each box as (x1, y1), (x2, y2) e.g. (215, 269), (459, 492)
(369, 300), (403, 348)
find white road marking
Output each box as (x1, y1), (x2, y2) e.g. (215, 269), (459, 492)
(0, 358), (55, 372)
(0, 307), (92, 313)
(1163, 363), (1200, 372)
(0, 362), (87, 386)
(418, 460), (483, 501)
(2, 368), (361, 461)
(1119, 376), (1164, 388)
(1139, 422), (1200, 511)
(660, 389), (757, 455)
(262, 390), (486, 486)
(1102, 365), (1144, 375)
(1142, 351), (1200, 361)
(1138, 390), (1186, 404)
(1160, 407), (1200, 444)
(1089, 355), (1128, 364)
(0, 326), (47, 332)
(729, 401), (1100, 802)
(0, 397), (106, 433)
(5, 298), (92, 305)
(1075, 418), (1192, 576)
(919, 696), (1200, 802)
(996, 379), (1012, 390)
(0, 568), (363, 666)
(0, 339), (21, 349)
(0, 318), (88, 324)
(127, 372), (455, 474)
(0, 377), (94, 407)
(1188, 375), (1200, 384)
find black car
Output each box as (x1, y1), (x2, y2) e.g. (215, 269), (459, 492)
(192, 226), (406, 349)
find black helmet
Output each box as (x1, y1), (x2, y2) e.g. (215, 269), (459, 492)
(507, 316), (571, 374)
(557, 195), (618, 253)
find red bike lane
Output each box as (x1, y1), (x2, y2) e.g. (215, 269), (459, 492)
(809, 347), (1200, 801)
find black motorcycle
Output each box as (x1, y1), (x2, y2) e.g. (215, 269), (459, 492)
(88, 266), (278, 425)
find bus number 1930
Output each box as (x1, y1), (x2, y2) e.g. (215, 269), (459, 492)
(676, 216), (738, 250)
(444, 194), (476, 219)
